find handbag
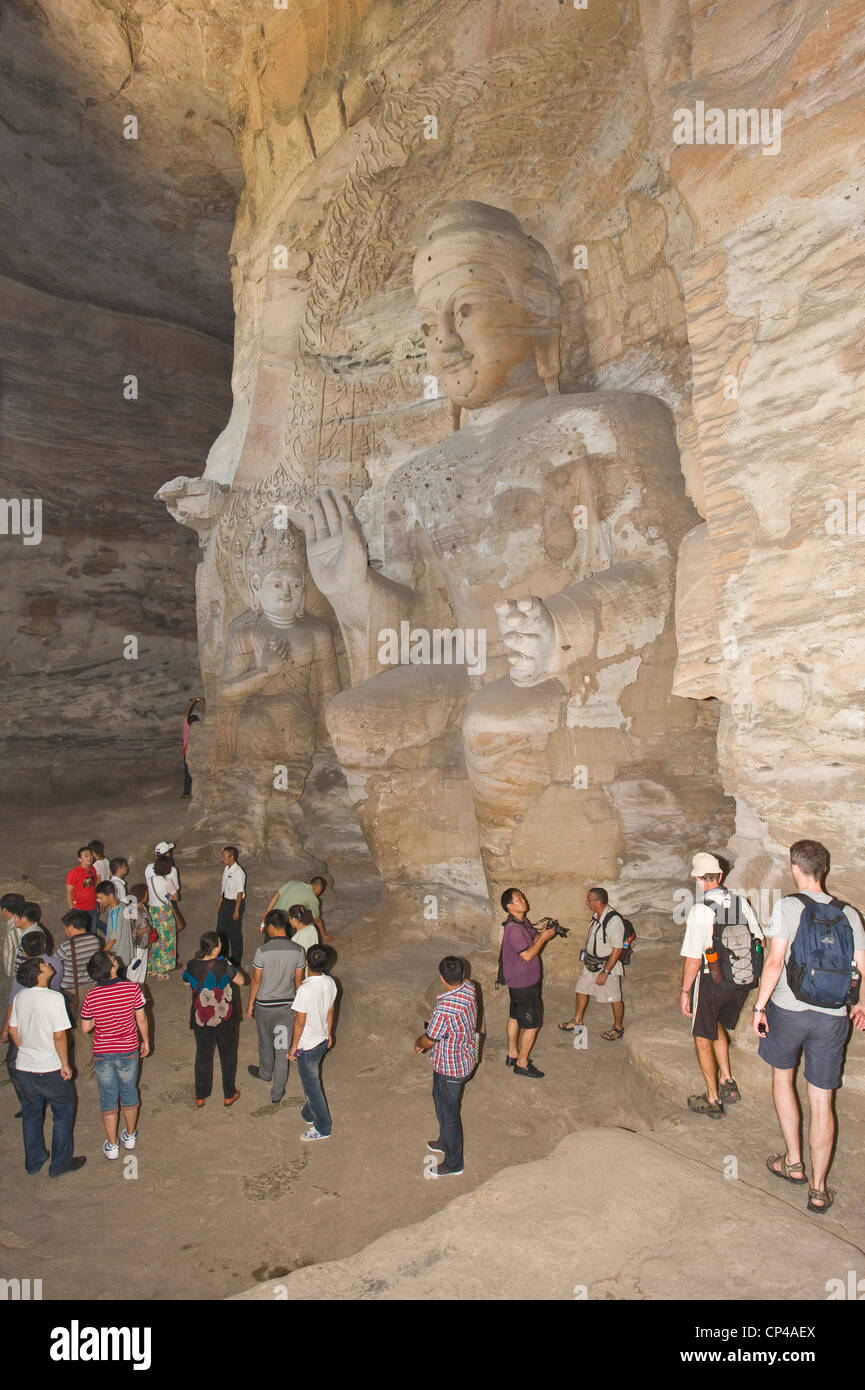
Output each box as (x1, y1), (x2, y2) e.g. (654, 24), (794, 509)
(150, 875), (185, 931)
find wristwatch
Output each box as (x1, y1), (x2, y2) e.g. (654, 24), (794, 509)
(753, 1006), (766, 1013)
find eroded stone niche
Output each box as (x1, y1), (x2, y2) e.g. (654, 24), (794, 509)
(163, 0), (865, 923)
(162, 0), (735, 937)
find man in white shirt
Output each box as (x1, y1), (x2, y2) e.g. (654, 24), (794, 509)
(680, 852), (763, 1118)
(287, 945), (337, 1140)
(559, 888), (627, 1041)
(9, 957), (86, 1178)
(217, 846), (247, 966)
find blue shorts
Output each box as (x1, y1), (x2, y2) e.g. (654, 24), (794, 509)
(93, 1051), (140, 1111)
(758, 1000), (850, 1091)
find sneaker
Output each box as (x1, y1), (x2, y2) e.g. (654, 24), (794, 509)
(120, 1129), (137, 1150)
(300, 1127), (331, 1141)
(424, 1163), (463, 1179)
(687, 1093), (725, 1119)
(50, 1156), (87, 1179)
(505, 1056), (517, 1067)
(719, 1077), (741, 1104)
(427, 1139), (445, 1153)
(513, 1061), (545, 1078)
(103, 1140), (120, 1160)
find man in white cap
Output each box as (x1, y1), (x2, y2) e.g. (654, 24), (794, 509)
(679, 852), (763, 1118)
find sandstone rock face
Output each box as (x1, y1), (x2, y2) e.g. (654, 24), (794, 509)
(0, 0), (246, 338)
(652, 0), (865, 904)
(0, 275), (232, 800)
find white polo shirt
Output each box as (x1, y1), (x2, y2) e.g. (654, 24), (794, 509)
(221, 863), (247, 900)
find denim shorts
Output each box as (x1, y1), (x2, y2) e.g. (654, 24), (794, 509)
(93, 1051), (140, 1111)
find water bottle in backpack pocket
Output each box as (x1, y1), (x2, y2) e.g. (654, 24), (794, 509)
(705, 894), (763, 988)
(786, 894), (856, 1010)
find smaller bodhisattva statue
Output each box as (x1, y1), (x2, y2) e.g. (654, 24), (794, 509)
(212, 518), (340, 847)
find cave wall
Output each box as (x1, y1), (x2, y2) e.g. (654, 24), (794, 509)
(0, 275), (232, 801)
(647, 0), (865, 904)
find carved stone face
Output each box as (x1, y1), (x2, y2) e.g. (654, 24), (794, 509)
(252, 567), (305, 625)
(418, 264), (538, 411)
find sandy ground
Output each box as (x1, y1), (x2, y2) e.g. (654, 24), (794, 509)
(2, 783), (863, 1300)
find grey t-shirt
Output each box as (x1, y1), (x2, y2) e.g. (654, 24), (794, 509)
(767, 891), (865, 1016)
(252, 936), (305, 1006)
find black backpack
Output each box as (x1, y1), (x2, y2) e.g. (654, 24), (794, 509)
(706, 894), (763, 988)
(786, 893), (855, 1009)
(598, 910), (636, 966)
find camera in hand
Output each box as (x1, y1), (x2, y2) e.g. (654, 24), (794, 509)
(546, 918), (569, 939)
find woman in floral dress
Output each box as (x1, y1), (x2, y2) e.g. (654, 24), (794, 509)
(147, 853), (179, 979)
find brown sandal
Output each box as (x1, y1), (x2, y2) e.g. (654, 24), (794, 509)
(766, 1153), (807, 1185)
(807, 1186), (835, 1214)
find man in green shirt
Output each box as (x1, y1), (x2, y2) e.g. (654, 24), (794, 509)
(261, 876), (333, 943)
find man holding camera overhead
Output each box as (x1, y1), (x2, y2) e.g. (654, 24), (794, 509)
(499, 888), (557, 1079)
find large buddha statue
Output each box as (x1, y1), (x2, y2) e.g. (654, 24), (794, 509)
(306, 202), (725, 924)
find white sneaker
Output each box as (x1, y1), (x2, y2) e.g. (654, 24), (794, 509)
(120, 1129), (137, 1150)
(103, 1140), (120, 1161)
(300, 1127), (330, 1142)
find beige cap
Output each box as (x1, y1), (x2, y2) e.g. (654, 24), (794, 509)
(692, 852), (722, 877)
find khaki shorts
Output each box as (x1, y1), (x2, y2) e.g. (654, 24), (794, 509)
(575, 967), (622, 1003)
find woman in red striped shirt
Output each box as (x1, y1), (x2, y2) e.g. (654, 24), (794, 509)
(80, 951), (150, 1162)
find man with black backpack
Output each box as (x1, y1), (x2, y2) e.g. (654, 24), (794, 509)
(752, 839), (865, 1215)
(559, 889), (633, 1041)
(680, 853), (764, 1118)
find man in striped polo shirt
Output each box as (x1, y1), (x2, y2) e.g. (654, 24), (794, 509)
(79, 951), (149, 1160)
(415, 957), (478, 1179)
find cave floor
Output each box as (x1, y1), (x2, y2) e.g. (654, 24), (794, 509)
(1, 784), (863, 1301)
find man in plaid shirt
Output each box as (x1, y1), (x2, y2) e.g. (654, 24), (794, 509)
(415, 956), (477, 1178)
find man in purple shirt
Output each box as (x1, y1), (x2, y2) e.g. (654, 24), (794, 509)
(500, 888), (556, 1078)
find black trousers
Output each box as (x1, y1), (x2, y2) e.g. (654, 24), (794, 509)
(217, 896), (245, 966)
(193, 1019), (238, 1100)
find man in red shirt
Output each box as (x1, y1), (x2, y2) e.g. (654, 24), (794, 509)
(65, 847), (101, 935)
(80, 951), (149, 1161)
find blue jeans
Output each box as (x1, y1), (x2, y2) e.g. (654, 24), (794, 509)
(296, 1040), (331, 1136)
(5, 1038), (23, 1104)
(432, 1070), (465, 1171)
(17, 1068), (75, 1176)
(93, 1051), (140, 1111)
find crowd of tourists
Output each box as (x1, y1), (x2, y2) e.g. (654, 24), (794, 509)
(3, 833), (864, 1208)
(1, 840), (338, 1177)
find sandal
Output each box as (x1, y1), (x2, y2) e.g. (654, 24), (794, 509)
(807, 1186), (835, 1214)
(601, 1027), (624, 1041)
(766, 1153), (807, 1185)
(558, 1020), (580, 1032)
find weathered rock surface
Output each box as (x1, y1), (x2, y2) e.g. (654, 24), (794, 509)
(0, 274), (232, 800)
(235, 1126), (857, 1301)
